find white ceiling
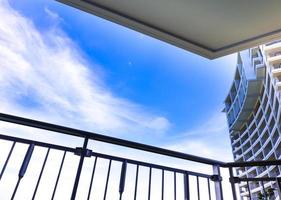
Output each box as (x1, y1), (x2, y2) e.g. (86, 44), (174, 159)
(58, 0), (281, 59)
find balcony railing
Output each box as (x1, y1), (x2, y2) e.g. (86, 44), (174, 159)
(0, 113), (281, 200)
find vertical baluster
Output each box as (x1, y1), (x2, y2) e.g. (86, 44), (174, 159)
(87, 157), (98, 200)
(103, 159), (112, 200)
(197, 176), (200, 200)
(184, 173), (190, 200)
(212, 165), (223, 200)
(148, 167), (152, 200)
(11, 144), (34, 200)
(119, 160), (127, 200)
(0, 141), (16, 180)
(161, 169), (164, 200)
(32, 148), (50, 200)
(71, 137), (88, 200)
(134, 165), (139, 200)
(174, 172), (177, 200)
(207, 178), (211, 200)
(11, 179), (21, 200)
(51, 151), (66, 200)
(228, 167), (237, 200)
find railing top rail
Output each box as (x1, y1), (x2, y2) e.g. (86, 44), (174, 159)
(225, 159), (281, 167)
(0, 113), (225, 166)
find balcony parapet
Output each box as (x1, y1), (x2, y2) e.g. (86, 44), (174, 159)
(225, 50), (265, 131)
(268, 54), (281, 65)
(264, 41), (281, 55)
(228, 81), (263, 131)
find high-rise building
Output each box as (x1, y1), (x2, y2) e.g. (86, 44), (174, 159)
(224, 40), (281, 199)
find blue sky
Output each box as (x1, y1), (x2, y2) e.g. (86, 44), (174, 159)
(1, 0), (237, 161)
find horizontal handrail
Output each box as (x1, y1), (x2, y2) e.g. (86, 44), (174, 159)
(0, 113), (225, 166)
(225, 159), (281, 167)
(2, 113), (281, 169)
(237, 177), (281, 182)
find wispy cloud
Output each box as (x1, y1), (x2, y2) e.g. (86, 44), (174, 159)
(167, 113), (233, 161)
(0, 0), (170, 139)
(44, 7), (62, 21)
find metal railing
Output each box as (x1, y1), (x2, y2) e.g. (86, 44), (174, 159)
(0, 113), (281, 200)
(227, 161), (281, 200)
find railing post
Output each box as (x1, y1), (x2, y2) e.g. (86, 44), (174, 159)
(71, 137), (89, 200)
(119, 160), (127, 200)
(228, 167), (238, 200)
(11, 144), (34, 200)
(212, 165), (224, 200)
(184, 172), (190, 200)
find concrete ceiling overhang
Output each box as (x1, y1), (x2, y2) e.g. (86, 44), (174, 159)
(58, 0), (281, 59)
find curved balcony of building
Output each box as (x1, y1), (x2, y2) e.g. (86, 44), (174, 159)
(239, 179), (269, 190)
(275, 140), (281, 159)
(234, 152), (244, 161)
(266, 41), (281, 93)
(228, 81), (264, 131)
(268, 54), (281, 66)
(264, 144), (275, 161)
(236, 168), (254, 181)
(264, 40), (281, 55)
(250, 143), (263, 160)
(243, 142), (253, 156)
(233, 148), (243, 157)
(239, 118), (278, 156)
(233, 130), (263, 162)
(253, 60), (266, 80)
(232, 143), (242, 154)
(233, 144), (242, 154)
(235, 129), (281, 168)
(225, 57), (265, 132)
(240, 130), (264, 159)
(245, 181), (276, 199)
(232, 138), (241, 146)
(240, 132), (250, 146)
(237, 166), (257, 178)
(230, 131), (242, 146)
(230, 125), (247, 142)
(268, 164), (281, 177)
(240, 127), (280, 167)
(256, 166), (271, 178)
(271, 128), (281, 145)
(260, 130), (271, 149)
(236, 171), (274, 196)
(272, 67), (281, 77)
(250, 130), (260, 145)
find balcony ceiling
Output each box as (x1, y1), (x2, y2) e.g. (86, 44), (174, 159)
(58, 0), (281, 59)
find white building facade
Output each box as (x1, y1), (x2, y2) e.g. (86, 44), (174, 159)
(225, 40), (281, 199)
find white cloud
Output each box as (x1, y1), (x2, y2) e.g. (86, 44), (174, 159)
(167, 113), (233, 161)
(0, 0), (170, 138)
